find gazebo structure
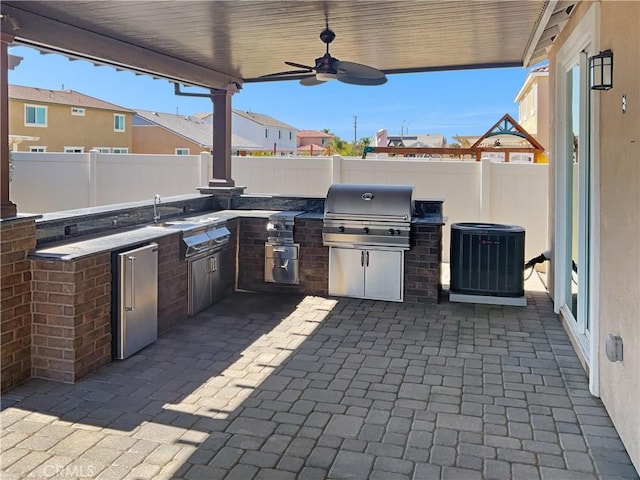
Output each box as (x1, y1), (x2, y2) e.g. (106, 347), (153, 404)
(362, 113), (545, 162)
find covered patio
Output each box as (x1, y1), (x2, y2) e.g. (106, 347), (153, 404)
(2, 275), (637, 479)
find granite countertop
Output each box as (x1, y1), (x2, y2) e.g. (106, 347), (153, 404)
(31, 210), (243, 261)
(30, 208), (446, 261)
(412, 214), (447, 225)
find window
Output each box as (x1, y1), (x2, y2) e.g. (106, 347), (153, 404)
(114, 114), (125, 132)
(29, 146), (46, 152)
(175, 148), (190, 155)
(289, 132), (293, 140)
(112, 147), (129, 154)
(71, 107), (85, 116)
(24, 105), (47, 127)
(94, 147), (111, 153)
(265, 129), (269, 138)
(64, 146), (84, 153)
(278, 130), (282, 139)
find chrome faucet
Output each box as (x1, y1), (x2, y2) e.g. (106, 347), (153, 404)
(153, 194), (161, 223)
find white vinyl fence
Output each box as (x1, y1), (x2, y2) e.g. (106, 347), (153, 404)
(11, 150), (209, 213)
(11, 152), (548, 261)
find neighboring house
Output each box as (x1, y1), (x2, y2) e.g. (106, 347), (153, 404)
(197, 110), (298, 154)
(386, 133), (446, 148)
(233, 110), (297, 154)
(297, 130), (333, 155)
(514, 65), (549, 152)
(132, 110), (262, 155)
(8, 85), (133, 153)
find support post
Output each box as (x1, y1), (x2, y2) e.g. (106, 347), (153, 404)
(210, 89), (234, 186)
(1, 33), (17, 218)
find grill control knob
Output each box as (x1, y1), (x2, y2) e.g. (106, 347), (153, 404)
(396, 229), (402, 235)
(338, 226), (345, 233)
(363, 227), (370, 234)
(388, 228), (395, 235)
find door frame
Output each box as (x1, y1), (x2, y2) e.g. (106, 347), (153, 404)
(552, 3), (601, 396)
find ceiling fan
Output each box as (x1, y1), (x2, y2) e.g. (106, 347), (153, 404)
(261, 23), (387, 86)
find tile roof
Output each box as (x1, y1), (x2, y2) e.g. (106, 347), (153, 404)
(9, 84), (132, 112)
(134, 110), (263, 150)
(232, 110), (297, 130)
(297, 143), (328, 152)
(297, 130), (333, 138)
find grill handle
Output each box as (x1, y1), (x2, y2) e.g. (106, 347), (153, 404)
(324, 213), (409, 221)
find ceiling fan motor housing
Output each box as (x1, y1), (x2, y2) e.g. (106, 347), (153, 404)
(315, 53), (339, 76)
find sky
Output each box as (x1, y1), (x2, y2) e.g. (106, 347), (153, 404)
(8, 45), (540, 144)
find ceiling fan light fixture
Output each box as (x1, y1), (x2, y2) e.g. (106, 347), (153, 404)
(316, 72), (337, 81)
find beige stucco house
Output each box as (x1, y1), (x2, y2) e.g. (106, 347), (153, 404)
(515, 65), (550, 153)
(8, 85), (133, 153)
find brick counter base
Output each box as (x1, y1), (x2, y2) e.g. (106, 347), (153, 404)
(238, 217), (328, 296)
(238, 217), (441, 304)
(404, 224), (442, 303)
(31, 254), (111, 383)
(1, 219), (37, 392)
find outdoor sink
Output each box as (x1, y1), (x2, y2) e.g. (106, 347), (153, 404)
(146, 216), (221, 230)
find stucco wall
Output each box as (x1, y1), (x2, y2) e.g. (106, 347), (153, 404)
(132, 124), (205, 154)
(597, 0), (640, 472)
(550, 0), (640, 472)
(536, 76), (550, 152)
(9, 100), (132, 152)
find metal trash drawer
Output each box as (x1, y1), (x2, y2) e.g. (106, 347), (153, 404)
(265, 243), (299, 284)
(265, 244), (299, 260)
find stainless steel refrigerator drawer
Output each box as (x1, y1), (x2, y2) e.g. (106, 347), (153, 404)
(113, 243), (158, 359)
(265, 243), (299, 284)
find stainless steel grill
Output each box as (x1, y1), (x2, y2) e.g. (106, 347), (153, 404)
(322, 184), (414, 249)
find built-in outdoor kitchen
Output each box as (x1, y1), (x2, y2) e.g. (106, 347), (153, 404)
(3, 187), (444, 388)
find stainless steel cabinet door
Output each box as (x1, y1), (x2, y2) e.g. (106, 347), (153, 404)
(210, 252), (226, 304)
(365, 249), (403, 301)
(329, 247), (365, 298)
(189, 256), (211, 315)
(117, 243), (158, 359)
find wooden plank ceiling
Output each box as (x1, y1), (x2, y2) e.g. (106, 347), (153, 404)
(1, 1), (571, 89)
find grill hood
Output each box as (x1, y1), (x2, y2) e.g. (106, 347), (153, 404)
(324, 184), (414, 220)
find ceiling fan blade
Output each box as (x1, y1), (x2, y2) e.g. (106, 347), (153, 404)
(337, 73), (388, 86)
(300, 76), (327, 86)
(260, 69), (314, 79)
(285, 61), (314, 70)
(335, 61), (386, 80)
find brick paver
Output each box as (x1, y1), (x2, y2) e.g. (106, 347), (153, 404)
(1, 289), (638, 479)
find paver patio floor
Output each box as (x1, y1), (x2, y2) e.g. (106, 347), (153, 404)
(2, 281), (638, 479)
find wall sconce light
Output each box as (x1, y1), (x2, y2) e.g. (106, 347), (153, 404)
(589, 49), (613, 91)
